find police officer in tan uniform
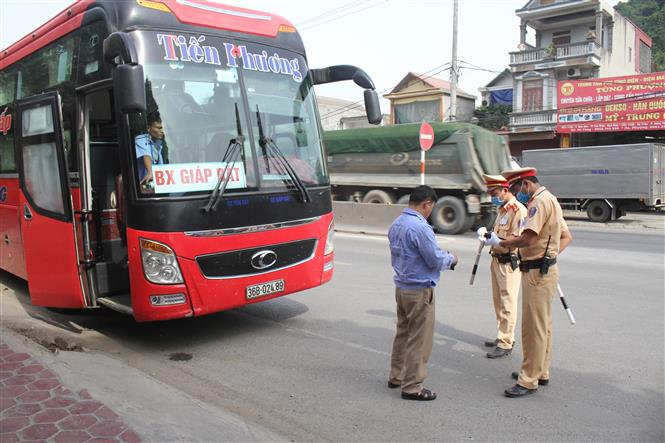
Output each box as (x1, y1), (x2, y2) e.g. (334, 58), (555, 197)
(483, 167), (573, 397)
(479, 174), (527, 359)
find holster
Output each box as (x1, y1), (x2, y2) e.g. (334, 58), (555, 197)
(540, 256), (556, 275)
(519, 257), (557, 273)
(510, 254), (519, 271)
(492, 252), (520, 271)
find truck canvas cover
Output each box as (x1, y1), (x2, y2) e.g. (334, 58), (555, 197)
(323, 122), (509, 175)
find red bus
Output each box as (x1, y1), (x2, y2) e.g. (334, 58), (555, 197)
(0, 0), (381, 321)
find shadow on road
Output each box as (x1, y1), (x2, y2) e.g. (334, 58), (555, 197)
(1, 269), (310, 350)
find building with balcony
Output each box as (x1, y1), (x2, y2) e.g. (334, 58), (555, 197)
(508, 0), (653, 157)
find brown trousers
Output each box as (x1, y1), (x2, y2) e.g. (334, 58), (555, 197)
(517, 266), (559, 389)
(389, 287), (435, 394)
(490, 258), (521, 350)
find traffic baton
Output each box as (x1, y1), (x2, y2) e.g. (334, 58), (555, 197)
(469, 227), (487, 285)
(557, 283), (576, 325)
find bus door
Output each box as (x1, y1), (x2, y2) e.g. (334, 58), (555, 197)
(16, 92), (86, 308)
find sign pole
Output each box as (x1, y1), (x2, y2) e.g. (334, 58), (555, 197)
(420, 150), (426, 185)
(419, 122), (434, 186)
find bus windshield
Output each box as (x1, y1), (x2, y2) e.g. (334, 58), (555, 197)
(129, 31), (327, 198)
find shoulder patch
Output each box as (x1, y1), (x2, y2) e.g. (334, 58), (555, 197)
(528, 207), (537, 218)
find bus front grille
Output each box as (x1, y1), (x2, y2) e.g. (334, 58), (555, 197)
(195, 239), (318, 279)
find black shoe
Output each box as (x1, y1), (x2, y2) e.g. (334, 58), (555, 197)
(504, 384), (537, 398)
(484, 339), (498, 348)
(387, 381), (400, 389)
(487, 347), (512, 359)
(401, 388), (437, 401)
(511, 372), (549, 386)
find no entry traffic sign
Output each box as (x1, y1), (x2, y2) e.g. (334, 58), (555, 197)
(419, 122), (434, 151)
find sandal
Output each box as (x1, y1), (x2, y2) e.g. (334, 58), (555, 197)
(401, 388), (437, 401)
(388, 381), (400, 389)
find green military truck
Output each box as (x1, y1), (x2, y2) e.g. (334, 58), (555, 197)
(323, 122), (512, 234)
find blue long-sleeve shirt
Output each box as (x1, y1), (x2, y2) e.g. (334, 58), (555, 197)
(388, 208), (455, 289)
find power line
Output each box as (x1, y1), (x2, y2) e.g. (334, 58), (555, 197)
(318, 64), (451, 120)
(318, 64), (450, 119)
(300, 0), (387, 31)
(296, 1), (369, 27)
(458, 59), (502, 74)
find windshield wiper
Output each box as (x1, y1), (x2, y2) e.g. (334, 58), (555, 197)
(201, 103), (245, 213)
(255, 106), (311, 203)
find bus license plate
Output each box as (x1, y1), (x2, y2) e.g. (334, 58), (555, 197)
(246, 279), (285, 300)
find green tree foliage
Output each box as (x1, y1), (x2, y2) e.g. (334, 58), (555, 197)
(473, 104), (511, 131)
(615, 0), (665, 71)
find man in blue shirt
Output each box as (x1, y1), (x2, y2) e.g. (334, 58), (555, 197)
(135, 113), (168, 189)
(388, 186), (458, 401)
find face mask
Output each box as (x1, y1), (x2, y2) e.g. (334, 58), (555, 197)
(516, 192), (530, 204)
(491, 196), (503, 206)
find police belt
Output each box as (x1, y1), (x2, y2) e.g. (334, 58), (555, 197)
(490, 252), (516, 264)
(519, 257), (557, 271)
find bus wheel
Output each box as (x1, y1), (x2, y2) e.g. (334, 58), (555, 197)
(362, 190), (395, 204)
(586, 200), (611, 222)
(431, 196), (468, 234)
(396, 194), (410, 205)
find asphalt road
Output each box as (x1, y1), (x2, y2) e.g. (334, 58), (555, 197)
(1, 228), (664, 442)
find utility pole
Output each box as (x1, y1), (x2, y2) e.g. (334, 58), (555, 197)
(449, 0), (458, 122)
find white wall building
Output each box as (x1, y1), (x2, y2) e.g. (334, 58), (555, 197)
(316, 96), (367, 131)
(507, 0), (652, 152)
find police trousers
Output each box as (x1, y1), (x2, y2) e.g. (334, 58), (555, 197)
(490, 258), (521, 350)
(389, 287), (435, 394)
(517, 266), (559, 390)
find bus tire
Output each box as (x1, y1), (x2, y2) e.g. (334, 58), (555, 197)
(396, 194), (410, 205)
(431, 196), (468, 234)
(586, 200), (611, 222)
(362, 190), (395, 204)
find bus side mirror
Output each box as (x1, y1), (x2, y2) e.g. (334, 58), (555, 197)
(113, 64), (146, 114)
(364, 89), (382, 125)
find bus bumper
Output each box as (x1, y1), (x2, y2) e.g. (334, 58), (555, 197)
(126, 213), (333, 322)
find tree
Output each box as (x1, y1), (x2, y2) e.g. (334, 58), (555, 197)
(473, 104), (511, 131)
(615, 0), (665, 71)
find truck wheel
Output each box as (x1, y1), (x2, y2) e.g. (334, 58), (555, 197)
(431, 196), (468, 234)
(472, 210), (496, 231)
(586, 200), (611, 222)
(362, 190), (395, 204)
(461, 214), (476, 233)
(396, 194), (410, 205)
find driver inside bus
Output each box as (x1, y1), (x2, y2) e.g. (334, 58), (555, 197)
(135, 112), (168, 190)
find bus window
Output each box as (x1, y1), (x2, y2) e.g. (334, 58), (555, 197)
(0, 69), (17, 104)
(78, 21), (110, 83)
(16, 31), (79, 100)
(0, 132), (16, 173)
(241, 44), (326, 188)
(21, 104), (65, 215)
(128, 48), (257, 197)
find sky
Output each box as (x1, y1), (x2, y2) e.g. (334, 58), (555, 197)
(0, 0), (622, 110)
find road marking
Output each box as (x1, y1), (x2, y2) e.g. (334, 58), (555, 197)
(336, 231), (458, 244)
(335, 261), (353, 266)
(233, 309), (462, 376)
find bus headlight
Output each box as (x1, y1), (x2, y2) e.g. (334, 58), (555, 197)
(324, 221), (334, 255)
(140, 239), (184, 285)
